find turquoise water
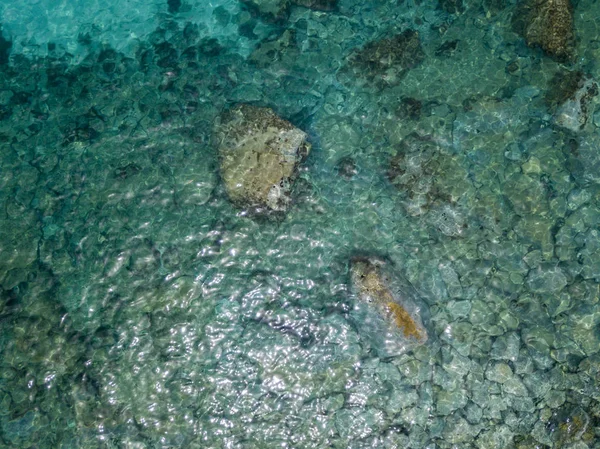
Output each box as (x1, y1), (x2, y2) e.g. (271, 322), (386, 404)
(1, 0), (600, 447)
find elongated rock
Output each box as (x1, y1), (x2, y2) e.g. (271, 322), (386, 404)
(214, 104), (310, 213)
(350, 257), (428, 355)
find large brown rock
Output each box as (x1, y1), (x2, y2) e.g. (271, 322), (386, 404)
(214, 104), (310, 212)
(513, 0), (574, 61)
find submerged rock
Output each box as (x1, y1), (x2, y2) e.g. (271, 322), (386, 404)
(0, 24), (12, 65)
(349, 257), (429, 356)
(544, 69), (599, 133)
(291, 0), (337, 10)
(545, 70), (585, 109)
(343, 30), (425, 88)
(553, 77), (598, 132)
(249, 29), (298, 68)
(335, 156), (357, 179)
(439, 0), (464, 14)
(388, 134), (470, 216)
(395, 97), (423, 120)
(240, 0), (291, 23)
(240, 0), (337, 21)
(543, 405), (594, 447)
(387, 133), (471, 237)
(569, 133), (600, 185)
(0, 224), (39, 290)
(526, 264), (568, 294)
(513, 0), (574, 61)
(214, 104), (311, 213)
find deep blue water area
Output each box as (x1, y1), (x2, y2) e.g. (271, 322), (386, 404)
(1, 0), (600, 447)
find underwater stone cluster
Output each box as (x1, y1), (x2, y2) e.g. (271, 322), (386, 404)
(1, 0), (600, 447)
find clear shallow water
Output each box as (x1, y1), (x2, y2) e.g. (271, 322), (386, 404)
(0, 0), (600, 447)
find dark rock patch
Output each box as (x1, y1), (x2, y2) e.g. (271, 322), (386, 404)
(240, 0), (291, 23)
(395, 97), (422, 120)
(335, 157), (357, 179)
(249, 29), (297, 67)
(291, 0), (338, 11)
(344, 29), (425, 88)
(435, 39), (459, 57)
(438, 0), (464, 14)
(168, 0), (182, 14)
(0, 24), (12, 65)
(545, 69), (598, 132)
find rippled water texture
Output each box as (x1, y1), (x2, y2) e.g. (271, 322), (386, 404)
(1, 0), (600, 447)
